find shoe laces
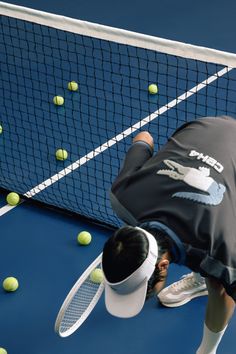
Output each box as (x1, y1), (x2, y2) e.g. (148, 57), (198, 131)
(172, 273), (204, 292)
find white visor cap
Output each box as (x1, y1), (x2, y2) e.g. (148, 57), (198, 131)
(103, 227), (158, 318)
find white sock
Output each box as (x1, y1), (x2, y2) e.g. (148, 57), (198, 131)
(196, 323), (227, 354)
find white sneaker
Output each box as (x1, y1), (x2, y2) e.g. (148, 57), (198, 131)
(157, 272), (208, 307)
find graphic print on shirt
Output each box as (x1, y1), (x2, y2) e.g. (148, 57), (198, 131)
(157, 160), (226, 205)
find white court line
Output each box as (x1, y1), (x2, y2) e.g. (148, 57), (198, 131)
(0, 66), (232, 216)
(0, 204), (18, 215)
(0, 200), (25, 216)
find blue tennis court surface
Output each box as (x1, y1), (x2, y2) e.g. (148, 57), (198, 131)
(1, 199), (236, 354)
(1, 1), (236, 354)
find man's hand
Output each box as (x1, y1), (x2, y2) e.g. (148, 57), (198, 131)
(133, 131), (154, 149)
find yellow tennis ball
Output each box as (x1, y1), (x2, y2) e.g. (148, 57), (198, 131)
(53, 96), (64, 106)
(77, 231), (92, 245)
(55, 149), (68, 161)
(148, 84), (158, 94)
(0, 348), (8, 354)
(6, 192), (20, 206)
(90, 269), (104, 284)
(3, 277), (19, 292)
(68, 81), (79, 91)
(0, 125), (3, 134)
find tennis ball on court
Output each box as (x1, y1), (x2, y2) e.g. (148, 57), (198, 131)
(0, 348), (7, 354)
(0, 125), (3, 134)
(68, 81), (79, 91)
(77, 231), (92, 245)
(148, 84), (158, 94)
(90, 269), (104, 284)
(2, 277), (19, 292)
(53, 96), (64, 106)
(56, 149), (68, 161)
(6, 192), (20, 206)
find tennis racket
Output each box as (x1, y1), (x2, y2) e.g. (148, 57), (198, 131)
(55, 253), (104, 337)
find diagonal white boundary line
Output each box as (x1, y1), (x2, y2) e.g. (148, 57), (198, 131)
(0, 201), (24, 216)
(0, 66), (232, 216)
(0, 204), (18, 215)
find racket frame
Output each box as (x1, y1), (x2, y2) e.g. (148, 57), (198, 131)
(55, 252), (104, 337)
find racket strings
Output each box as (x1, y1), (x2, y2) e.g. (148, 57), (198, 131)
(59, 265), (103, 335)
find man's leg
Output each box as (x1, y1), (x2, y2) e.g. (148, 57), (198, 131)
(158, 272), (207, 307)
(196, 277), (235, 354)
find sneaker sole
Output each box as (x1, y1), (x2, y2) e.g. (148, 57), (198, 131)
(158, 289), (208, 308)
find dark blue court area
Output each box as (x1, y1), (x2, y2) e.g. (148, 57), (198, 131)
(1, 199), (236, 354)
(1, 1), (236, 354)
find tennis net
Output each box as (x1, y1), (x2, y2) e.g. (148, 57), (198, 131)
(1, 2), (236, 227)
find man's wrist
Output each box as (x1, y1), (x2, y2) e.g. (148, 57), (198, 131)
(133, 131), (154, 149)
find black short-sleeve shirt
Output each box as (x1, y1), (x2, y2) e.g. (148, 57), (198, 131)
(110, 116), (236, 300)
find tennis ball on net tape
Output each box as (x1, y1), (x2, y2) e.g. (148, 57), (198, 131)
(53, 96), (64, 106)
(68, 81), (79, 91)
(2, 277), (19, 292)
(0, 125), (3, 134)
(6, 192), (20, 206)
(77, 231), (92, 245)
(55, 149), (68, 161)
(90, 268), (104, 284)
(148, 84), (158, 94)
(0, 348), (8, 354)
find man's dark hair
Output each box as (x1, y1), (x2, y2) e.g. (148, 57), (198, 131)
(102, 225), (172, 298)
(102, 226), (149, 283)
